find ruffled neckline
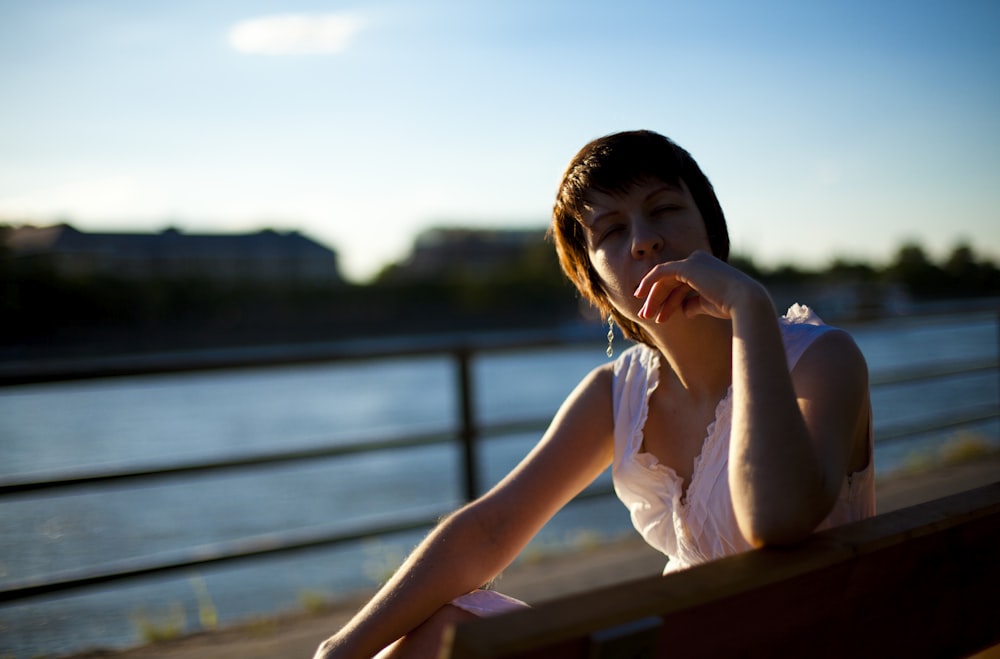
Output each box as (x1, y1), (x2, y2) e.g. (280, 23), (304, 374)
(684, 385), (733, 506)
(631, 346), (734, 507)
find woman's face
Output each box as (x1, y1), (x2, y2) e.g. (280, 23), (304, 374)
(579, 178), (711, 322)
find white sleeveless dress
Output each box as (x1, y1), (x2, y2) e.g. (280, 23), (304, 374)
(612, 304), (876, 573)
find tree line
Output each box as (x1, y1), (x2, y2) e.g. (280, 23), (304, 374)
(733, 242), (999, 300)
(2, 238), (997, 360)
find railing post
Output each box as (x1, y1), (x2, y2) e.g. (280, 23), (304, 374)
(455, 347), (480, 502)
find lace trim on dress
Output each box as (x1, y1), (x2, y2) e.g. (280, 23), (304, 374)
(682, 385), (733, 508)
(628, 345), (733, 513)
(637, 347), (660, 444)
(631, 348), (676, 476)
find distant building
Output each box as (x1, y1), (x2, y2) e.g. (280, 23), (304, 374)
(2, 224), (343, 285)
(391, 227), (548, 281)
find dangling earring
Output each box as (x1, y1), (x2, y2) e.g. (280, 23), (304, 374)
(606, 315), (615, 358)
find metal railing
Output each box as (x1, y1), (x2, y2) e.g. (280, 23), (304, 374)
(1, 312), (997, 605)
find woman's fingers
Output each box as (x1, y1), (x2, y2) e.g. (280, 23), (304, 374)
(634, 251), (736, 322)
(633, 262), (673, 301)
(653, 282), (693, 322)
(636, 268), (684, 320)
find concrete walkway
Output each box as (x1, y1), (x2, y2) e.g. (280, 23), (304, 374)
(70, 453), (1000, 659)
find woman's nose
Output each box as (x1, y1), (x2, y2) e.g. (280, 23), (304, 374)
(631, 222), (663, 259)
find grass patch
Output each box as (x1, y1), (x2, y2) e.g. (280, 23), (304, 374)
(129, 574), (221, 644)
(298, 588), (334, 615)
(939, 432), (998, 465)
(130, 602), (186, 643)
(189, 575), (218, 630)
(883, 431), (1000, 481)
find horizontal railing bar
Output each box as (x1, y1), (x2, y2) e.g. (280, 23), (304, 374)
(0, 417), (554, 497)
(0, 484), (618, 605)
(868, 357), (999, 387)
(0, 429), (457, 496)
(875, 404), (1000, 443)
(0, 328), (598, 387)
(0, 505), (454, 605)
(476, 417), (553, 439)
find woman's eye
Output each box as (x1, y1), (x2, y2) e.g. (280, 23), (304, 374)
(652, 204), (680, 217)
(601, 225), (624, 241)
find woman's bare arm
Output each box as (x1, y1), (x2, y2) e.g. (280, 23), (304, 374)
(727, 293), (869, 546)
(313, 364), (615, 659)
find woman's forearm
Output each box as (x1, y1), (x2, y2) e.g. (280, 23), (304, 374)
(317, 502), (516, 658)
(727, 290), (827, 546)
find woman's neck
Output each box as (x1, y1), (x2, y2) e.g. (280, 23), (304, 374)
(648, 314), (733, 402)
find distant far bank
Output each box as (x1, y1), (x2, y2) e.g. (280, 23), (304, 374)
(3, 225), (999, 363)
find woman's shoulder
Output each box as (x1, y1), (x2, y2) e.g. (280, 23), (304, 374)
(586, 359), (616, 384)
(562, 359), (615, 407)
(779, 304), (857, 370)
(564, 349), (653, 420)
(782, 305), (868, 392)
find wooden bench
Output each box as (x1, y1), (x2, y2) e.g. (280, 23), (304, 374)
(447, 482), (1000, 659)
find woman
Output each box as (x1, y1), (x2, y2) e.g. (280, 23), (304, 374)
(314, 130), (875, 659)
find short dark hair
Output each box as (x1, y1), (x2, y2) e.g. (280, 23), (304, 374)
(549, 130), (729, 343)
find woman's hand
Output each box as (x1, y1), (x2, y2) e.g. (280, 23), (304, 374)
(633, 250), (770, 323)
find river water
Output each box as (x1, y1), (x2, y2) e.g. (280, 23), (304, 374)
(1, 311), (998, 657)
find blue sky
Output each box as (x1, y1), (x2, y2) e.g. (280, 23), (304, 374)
(1, 0), (998, 282)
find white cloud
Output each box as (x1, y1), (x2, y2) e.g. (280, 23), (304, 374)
(228, 13), (365, 55)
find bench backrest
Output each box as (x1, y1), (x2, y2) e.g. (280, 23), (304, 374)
(448, 482), (1000, 659)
